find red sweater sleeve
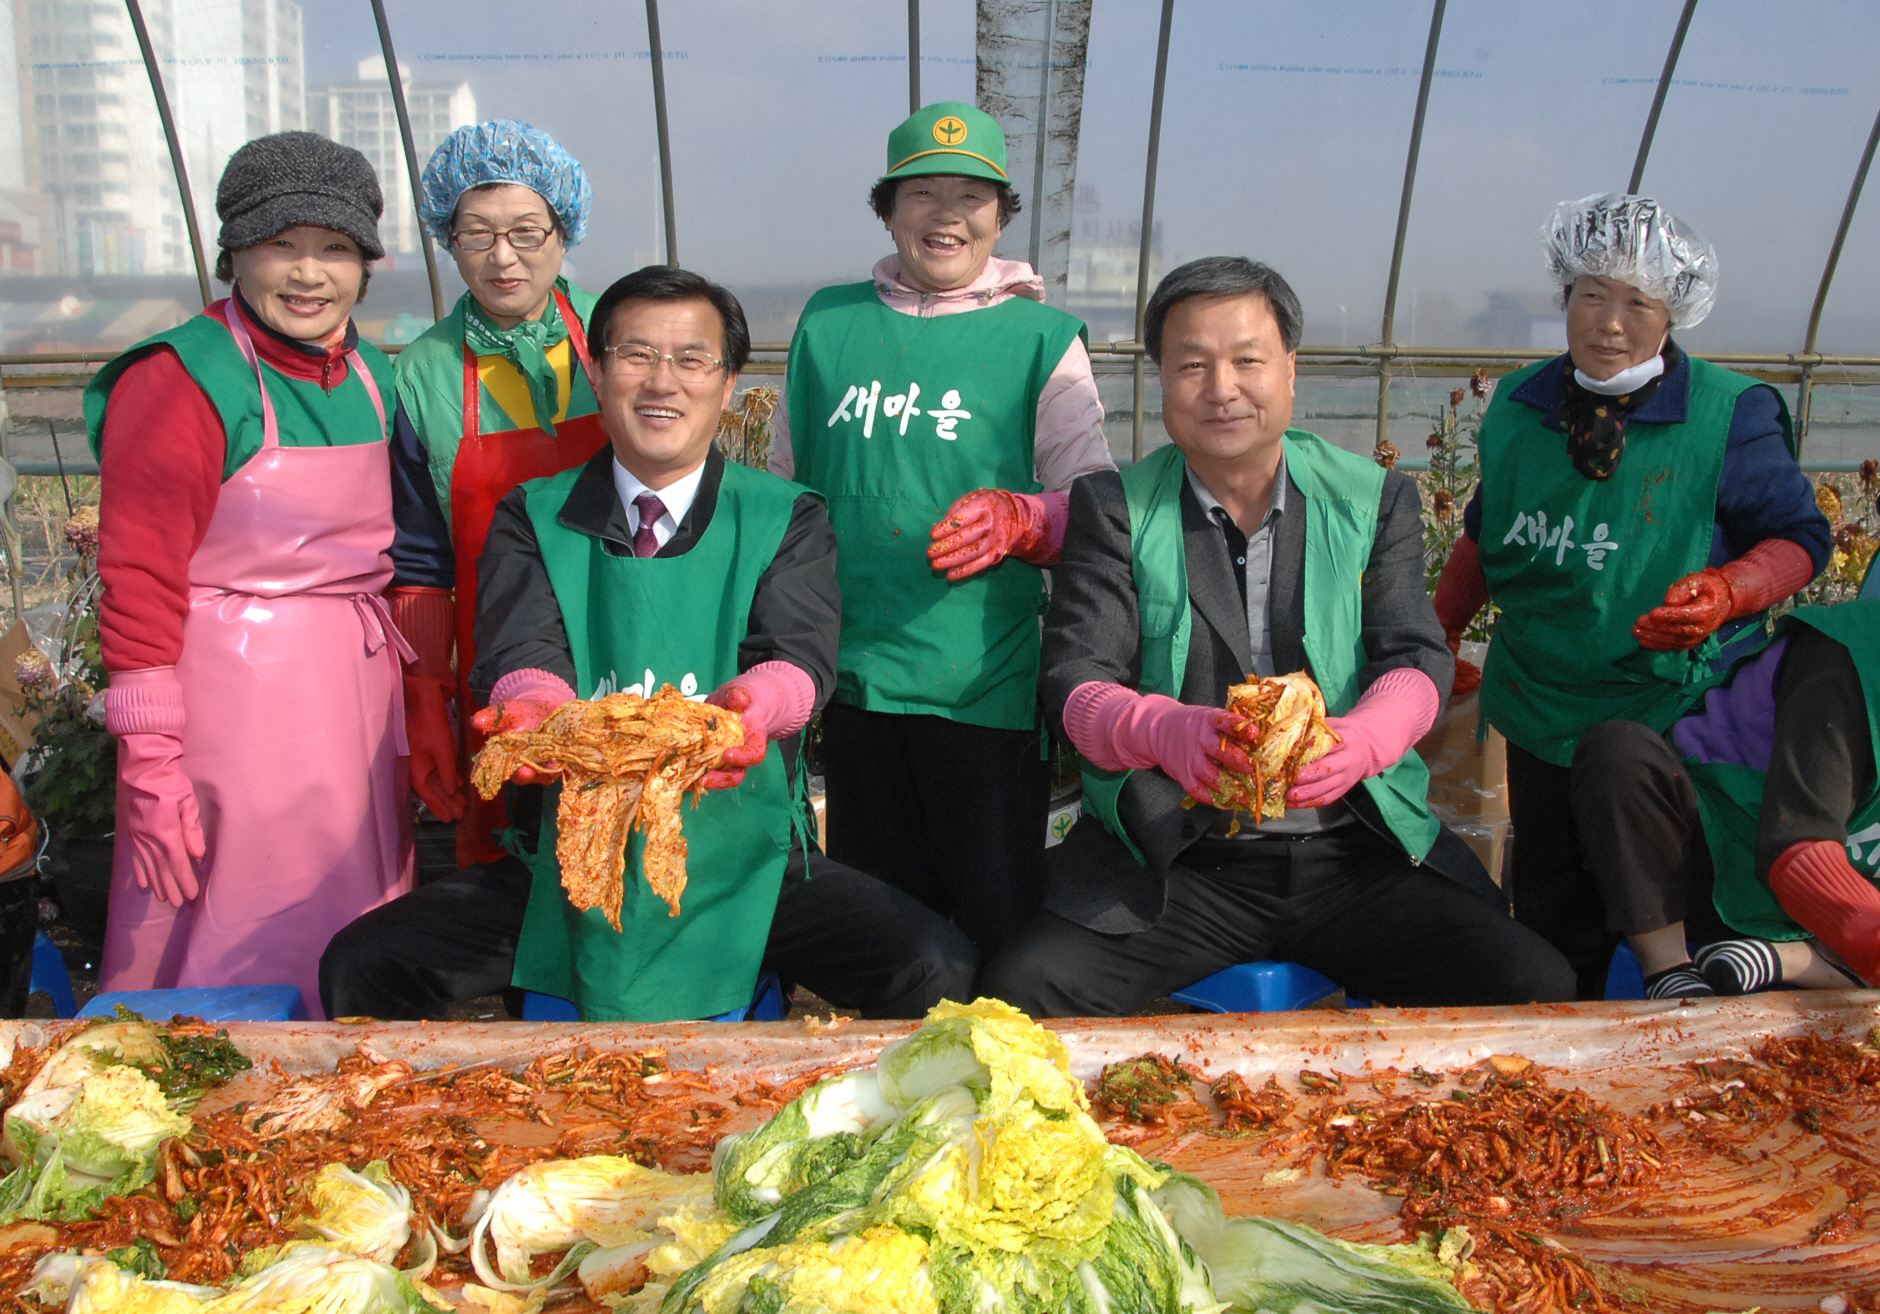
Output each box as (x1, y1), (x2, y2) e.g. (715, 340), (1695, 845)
(97, 347), (226, 671)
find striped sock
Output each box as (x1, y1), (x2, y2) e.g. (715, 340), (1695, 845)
(1694, 939), (1784, 996)
(1642, 966), (1714, 1000)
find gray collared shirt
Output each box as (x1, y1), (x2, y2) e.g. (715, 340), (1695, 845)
(1184, 455), (1349, 836)
(1184, 459), (1285, 678)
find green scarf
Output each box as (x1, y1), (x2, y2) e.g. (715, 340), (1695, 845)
(461, 277), (571, 436)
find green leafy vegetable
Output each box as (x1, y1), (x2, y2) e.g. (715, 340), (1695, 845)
(0, 1066), (190, 1222)
(146, 1023), (253, 1106)
(104, 1237), (168, 1280)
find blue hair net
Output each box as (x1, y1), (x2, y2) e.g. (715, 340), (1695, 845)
(419, 119), (591, 247)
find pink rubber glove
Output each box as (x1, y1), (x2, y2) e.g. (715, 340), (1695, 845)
(700, 662), (817, 791)
(1287, 668), (1440, 809)
(104, 668), (203, 907)
(471, 669), (576, 784)
(927, 489), (1067, 581)
(1063, 681), (1261, 805)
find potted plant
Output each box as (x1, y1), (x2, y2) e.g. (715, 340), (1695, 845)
(1380, 372), (1512, 877)
(16, 505), (116, 943)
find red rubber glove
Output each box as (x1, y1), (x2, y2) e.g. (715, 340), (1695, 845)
(471, 669), (576, 784)
(1768, 839), (1880, 986)
(700, 661), (817, 791)
(1634, 537), (1816, 651)
(1287, 668), (1440, 809)
(104, 668), (202, 907)
(391, 586), (464, 822)
(1432, 535), (1487, 696)
(927, 489), (1065, 581)
(1062, 681), (1261, 806)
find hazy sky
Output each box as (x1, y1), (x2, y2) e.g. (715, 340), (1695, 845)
(290, 0), (1880, 354)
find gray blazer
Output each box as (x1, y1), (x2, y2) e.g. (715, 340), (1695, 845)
(1042, 460), (1500, 934)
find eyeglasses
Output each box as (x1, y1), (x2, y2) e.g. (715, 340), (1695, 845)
(599, 344), (726, 379)
(451, 224), (553, 252)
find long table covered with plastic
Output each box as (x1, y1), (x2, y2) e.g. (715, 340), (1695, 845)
(5, 991), (1877, 1312)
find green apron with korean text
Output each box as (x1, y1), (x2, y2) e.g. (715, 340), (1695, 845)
(786, 282), (1084, 730)
(1478, 357), (1787, 767)
(1080, 435), (1441, 865)
(508, 461), (803, 1021)
(1691, 602), (1880, 940)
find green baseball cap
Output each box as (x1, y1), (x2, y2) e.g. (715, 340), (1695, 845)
(882, 101), (1009, 184)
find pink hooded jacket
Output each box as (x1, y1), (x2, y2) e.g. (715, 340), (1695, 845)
(769, 255), (1114, 492)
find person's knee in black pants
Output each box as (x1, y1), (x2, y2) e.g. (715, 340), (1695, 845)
(1569, 719), (1732, 996)
(763, 852), (979, 1019)
(319, 857), (532, 1021)
(974, 918), (1097, 1018)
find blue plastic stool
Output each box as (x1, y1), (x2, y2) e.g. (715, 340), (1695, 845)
(1605, 943), (1646, 1001)
(29, 931), (76, 1019)
(1172, 961), (1365, 1014)
(523, 971), (788, 1023)
(80, 984), (305, 1022)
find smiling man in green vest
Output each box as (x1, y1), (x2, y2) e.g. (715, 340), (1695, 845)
(319, 266), (975, 1023)
(978, 257), (1574, 1015)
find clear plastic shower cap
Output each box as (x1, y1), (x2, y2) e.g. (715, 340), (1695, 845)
(1543, 192), (1719, 329)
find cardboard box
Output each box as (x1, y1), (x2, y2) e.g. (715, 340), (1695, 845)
(1414, 645), (1508, 824)
(0, 621), (42, 770)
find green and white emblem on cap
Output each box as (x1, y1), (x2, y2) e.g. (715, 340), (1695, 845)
(882, 101), (1009, 183)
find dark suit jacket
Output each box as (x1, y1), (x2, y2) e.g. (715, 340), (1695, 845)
(1043, 457), (1499, 934)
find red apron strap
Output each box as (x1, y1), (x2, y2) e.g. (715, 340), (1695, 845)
(461, 342), (482, 440)
(555, 286), (592, 369)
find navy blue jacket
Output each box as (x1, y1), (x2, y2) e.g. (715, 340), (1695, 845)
(388, 401), (456, 590)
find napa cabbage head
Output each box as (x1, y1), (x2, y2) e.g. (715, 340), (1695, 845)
(889, 1095), (1116, 1268)
(212, 1242), (448, 1314)
(54, 1065), (191, 1183)
(0, 1066), (190, 1221)
(20, 1018), (170, 1101)
(678, 1223), (935, 1314)
(292, 1162), (413, 1265)
(1196, 1216), (1474, 1313)
(883, 1000), (1085, 1119)
(28, 1254), (220, 1314)
(711, 1071), (898, 1223)
(470, 1154), (711, 1291)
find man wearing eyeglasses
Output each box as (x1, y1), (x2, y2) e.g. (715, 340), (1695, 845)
(387, 120), (610, 870)
(321, 266), (976, 1023)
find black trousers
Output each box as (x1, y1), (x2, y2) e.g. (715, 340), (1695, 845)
(318, 847), (977, 1022)
(975, 826), (1575, 1017)
(820, 702), (1047, 956)
(0, 877), (36, 1017)
(1759, 624), (1876, 875)
(1506, 743), (1614, 1000)
(1516, 627), (1880, 997)
(1569, 720), (1730, 944)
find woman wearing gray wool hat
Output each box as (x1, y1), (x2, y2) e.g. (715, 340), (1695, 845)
(80, 131), (413, 1018)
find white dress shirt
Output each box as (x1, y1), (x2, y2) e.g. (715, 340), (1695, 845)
(611, 457), (707, 553)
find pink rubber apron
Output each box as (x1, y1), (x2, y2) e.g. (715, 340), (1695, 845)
(99, 301), (414, 1019)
